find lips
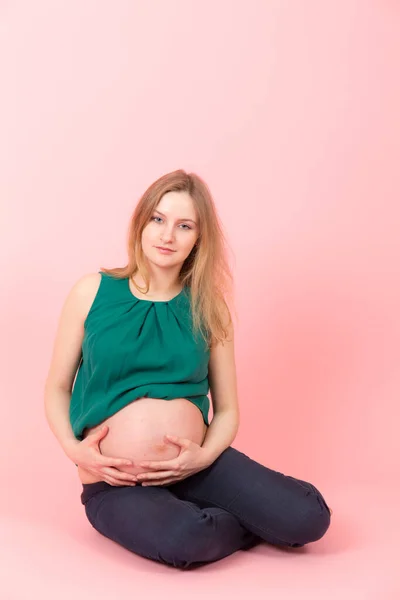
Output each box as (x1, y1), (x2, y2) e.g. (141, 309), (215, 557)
(156, 246), (175, 252)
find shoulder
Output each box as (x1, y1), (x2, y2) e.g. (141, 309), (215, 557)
(67, 272), (102, 318)
(72, 271), (102, 299)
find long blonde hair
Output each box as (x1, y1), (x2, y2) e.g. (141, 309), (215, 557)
(101, 169), (237, 350)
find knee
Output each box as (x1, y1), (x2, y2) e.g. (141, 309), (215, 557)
(158, 514), (227, 570)
(287, 495), (331, 546)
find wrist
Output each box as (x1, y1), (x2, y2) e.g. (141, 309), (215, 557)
(63, 438), (80, 461)
(199, 447), (218, 467)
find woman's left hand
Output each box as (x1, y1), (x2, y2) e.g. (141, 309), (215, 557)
(136, 435), (212, 486)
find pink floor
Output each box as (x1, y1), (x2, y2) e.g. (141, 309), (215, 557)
(2, 479), (398, 599)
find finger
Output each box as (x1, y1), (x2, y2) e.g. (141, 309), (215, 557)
(104, 478), (136, 486)
(165, 434), (188, 447)
(137, 470), (176, 482)
(104, 478), (137, 487)
(101, 466), (138, 483)
(138, 460), (178, 470)
(99, 456), (133, 468)
(91, 424), (108, 440)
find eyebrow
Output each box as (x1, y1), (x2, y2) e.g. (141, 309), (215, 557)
(154, 209), (197, 224)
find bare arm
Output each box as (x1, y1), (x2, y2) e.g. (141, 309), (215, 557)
(44, 385), (80, 460)
(201, 303), (240, 464)
(43, 272), (101, 461)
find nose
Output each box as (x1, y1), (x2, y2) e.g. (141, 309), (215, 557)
(160, 227), (175, 243)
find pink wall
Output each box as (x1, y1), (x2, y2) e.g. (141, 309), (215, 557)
(2, 1), (399, 520)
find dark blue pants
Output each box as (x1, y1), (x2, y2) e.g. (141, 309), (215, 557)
(81, 446), (331, 569)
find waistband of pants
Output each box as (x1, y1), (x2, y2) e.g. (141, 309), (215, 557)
(80, 481), (113, 505)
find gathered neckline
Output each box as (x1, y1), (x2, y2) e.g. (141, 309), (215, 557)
(126, 277), (186, 304)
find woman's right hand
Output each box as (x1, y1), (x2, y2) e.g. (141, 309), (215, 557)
(70, 424), (138, 486)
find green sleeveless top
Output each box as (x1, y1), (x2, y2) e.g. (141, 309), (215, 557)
(69, 272), (211, 441)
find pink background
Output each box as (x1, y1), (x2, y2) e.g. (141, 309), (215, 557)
(2, 1), (399, 598)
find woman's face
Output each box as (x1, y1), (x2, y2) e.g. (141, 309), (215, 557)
(141, 190), (200, 267)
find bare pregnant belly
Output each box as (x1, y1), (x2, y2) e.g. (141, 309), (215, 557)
(78, 397), (208, 484)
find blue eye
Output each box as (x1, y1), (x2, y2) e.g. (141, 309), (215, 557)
(151, 216), (191, 230)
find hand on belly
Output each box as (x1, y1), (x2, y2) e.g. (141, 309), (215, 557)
(78, 397), (207, 483)
(99, 432), (183, 477)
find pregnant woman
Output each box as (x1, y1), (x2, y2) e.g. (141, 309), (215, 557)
(44, 169), (332, 569)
